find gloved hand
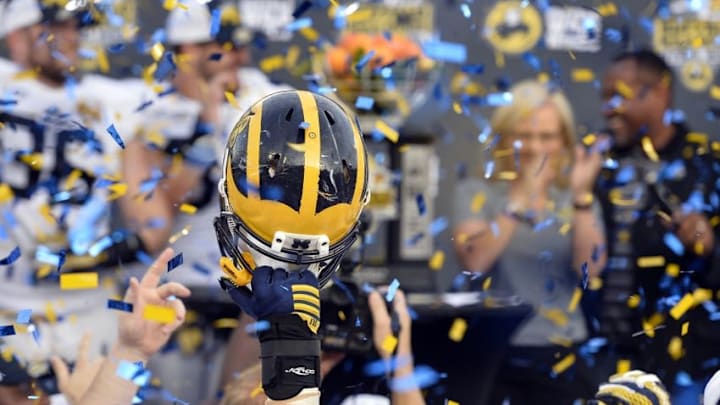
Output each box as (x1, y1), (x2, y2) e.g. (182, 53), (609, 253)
(219, 266), (322, 400)
(220, 266), (320, 334)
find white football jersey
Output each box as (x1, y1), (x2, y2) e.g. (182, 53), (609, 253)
(0, 74), (130, 313)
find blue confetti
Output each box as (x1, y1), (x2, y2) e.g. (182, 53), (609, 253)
(167, 253), (183, 272)
(209, 8), (221, 37)
(522, 52), (541, 71)
(422, 41), (467, 64)
(292, 0), (313, 18)
(364, 354), (413, 377)
(107, 299), (134, 312)
(591, 245), (601, 263)
(107, 124), (125, 149)
(486, 92), (513, 106)
(386, 278), (400, 302)
(153, 52), (177, 82)
(31, 324), (40, 345)
(245, 320), (270, 334)
(0, 325), (15, 336)
(416, 194), (426, 215)
(581, 262), (589, 289)
(663, 233), (685, 256)
(16, 309), (31, 324)
(536, 0), (550, 11)
(615, 165), (635, 184)
(145, 217), (166, 229)
(208, 52), (222, 61)
(285, 17), (312, 32)
(89, 236), (113, 257)
(389, 365), (443, 391)
(355, 50), (376, 72)
(675, 371), (693, 387)
(355, 96), (375, 111)
(461, 64), (485, 74)
(0, 246), (21, 265)
(429, 217), (449, 236)
(460, 3), (471, 18)
(490, 221), (499, 237)
(484, 160), (495, 179)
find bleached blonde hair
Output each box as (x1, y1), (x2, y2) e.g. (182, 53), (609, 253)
(487, 79), (577, 188)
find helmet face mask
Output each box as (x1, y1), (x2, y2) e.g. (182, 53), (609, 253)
(215, 90), (369, 289)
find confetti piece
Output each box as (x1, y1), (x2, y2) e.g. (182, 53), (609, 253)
(143, 304), (175, 324)
(250, 384), (264, 398)
(615, 81), (634, 99)
(470, 193), (486, 213)
(482, 277), (492, 290)
(567, 287), (582, 313)
(627, 294), (641, 308)
(693, 288), (712, 303)
(641, 136), (659, 162)
(107, 299), (133, 312)
(429, 217), (449, 236)
(448, 318), (467, 342)
(429, 251), (445, 271)
(213, 318), (240, 329)
(637, 256), (665, 268)
(0, 184), (14, 203)
(355, 96), (374, 111)
(16, 309), (31, 324)
(670, 293), (694, 320)
(552, 353), (576, 375)
(668, 336), (684, 360)
(219, 92), (239, 111)
(381, 335), (398, 353)
(681, 322), (689, 336)
(374, 120), (398, 143)
(354, 50), (376, 72)
(710, 86), (720, 100)
(108, 183), (128, 200)
(422, 41), (467, 64)
(60, 272), (98, 290)
(244, 320), (271, 334)
(0, 246), (21, 265)
(106, 124), (125, 149)
(168, 225), (191, 244)
(416, 194), (426, 215)
(616, 359), (630, 374)
(666, 263), (680, 277)
(663, 233), (685, 256)
(167, 253), (184, 272)
(448, 401), (459, 405)
(571, 68), (595, 82)
(541, 309), (568, 327)
(386, 278), (400, 302)
(179, 204), (197, 214)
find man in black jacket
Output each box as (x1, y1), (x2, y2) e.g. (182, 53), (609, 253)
(595, 49), (720, 398)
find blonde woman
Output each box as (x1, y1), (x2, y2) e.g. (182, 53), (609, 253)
(452, 80), (607, 404)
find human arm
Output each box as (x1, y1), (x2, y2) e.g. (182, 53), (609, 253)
(221, 267), (322, 405)
(367, 290), (425, 405)
(74, 248), (190, 405)
(570, 145), (607, 278)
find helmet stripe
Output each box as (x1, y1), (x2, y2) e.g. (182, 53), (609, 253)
(297, 91), (321, 216)
(246, 96), (263, 198)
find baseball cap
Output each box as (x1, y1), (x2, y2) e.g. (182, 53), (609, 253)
(165, 0), (253, 47)
(0, 0), (98, 38)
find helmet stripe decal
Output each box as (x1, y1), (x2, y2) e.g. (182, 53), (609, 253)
(297, 91), (321, 216)
(246, 96), (263, 198)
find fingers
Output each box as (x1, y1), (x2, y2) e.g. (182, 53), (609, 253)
(49, 356), (69, 390)
(162, 298), (186, 334)
(123, 277), (140, 303)
(156, 282), (191, 300)
(75, 332), (92, 369)
(140, 247), (175, 289)
(393, 290), (412, 329)
(368, 290), (391, 327)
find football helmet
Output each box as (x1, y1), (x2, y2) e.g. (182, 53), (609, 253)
(215, 90), (369, 288)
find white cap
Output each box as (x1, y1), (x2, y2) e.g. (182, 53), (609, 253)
(705, 370), (720, 405)
(0, 0), (42, 38)
(165, 0), (214, 45)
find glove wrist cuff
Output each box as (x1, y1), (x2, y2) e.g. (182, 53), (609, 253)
(259, 314), (321, 400)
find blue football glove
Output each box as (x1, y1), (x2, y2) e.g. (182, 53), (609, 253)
(219, 266), (322, 400)
(220, 266), (320, 334)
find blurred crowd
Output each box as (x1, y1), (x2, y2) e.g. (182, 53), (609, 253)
(0, 1), (719, 405)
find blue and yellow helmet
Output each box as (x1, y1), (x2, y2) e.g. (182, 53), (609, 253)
(215, 90), (369, 288)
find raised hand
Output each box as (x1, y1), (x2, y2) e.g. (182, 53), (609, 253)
(50, 332), (104, 404)
(117, 247), (191, 361)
